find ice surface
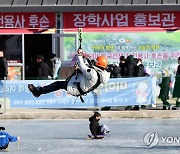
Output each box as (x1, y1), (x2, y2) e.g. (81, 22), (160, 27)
(1, 119), (180, 154)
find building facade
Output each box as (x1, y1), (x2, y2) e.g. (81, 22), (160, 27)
(0, 0), (179, 80)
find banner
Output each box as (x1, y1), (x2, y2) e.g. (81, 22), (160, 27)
(0, 12), (56, 33)
(64, 32), (180, 76)
(0, 77), (156, 108)
(64, 12), (180, 30)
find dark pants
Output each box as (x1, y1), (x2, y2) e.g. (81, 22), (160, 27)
(161, 98), (170, 106)
(0, 143), (9, 150)
(161, 97), (171, 110)
(39, 81), (68, 95)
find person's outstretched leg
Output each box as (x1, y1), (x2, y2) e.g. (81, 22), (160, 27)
(28, 81), (68, 98)
(100, 125), (110, 135)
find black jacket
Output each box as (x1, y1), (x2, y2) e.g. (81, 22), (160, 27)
(158, 77), (171, 100)
(173, 65), (180, 97)
(134, 64), (145, 77)
(89, 116), (101, 138)
(35, 62), (53, 80)
(119, 62), (127, 77)
(0, 57), (8, 79)
(176, 65), (180, 76)
(125, 55), (137, 77)
(107, 64), (121, 78)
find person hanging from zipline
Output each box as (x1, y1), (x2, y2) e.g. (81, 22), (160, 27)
(28, 29), (110, 103)
(28, 49), (110, 103)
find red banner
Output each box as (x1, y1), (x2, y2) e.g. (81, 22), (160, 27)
(63, 12), (180, 32)
(0, 12), (56, 33)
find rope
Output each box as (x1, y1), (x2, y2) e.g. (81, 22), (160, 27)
(78, 28), (82, 49)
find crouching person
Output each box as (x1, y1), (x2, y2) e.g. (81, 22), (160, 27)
(0, 127), (18, 151)
(89, 112), (110, 139)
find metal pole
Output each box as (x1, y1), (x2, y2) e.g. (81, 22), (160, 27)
(17, 136), (20, 150)
(3, 77), (6, 113)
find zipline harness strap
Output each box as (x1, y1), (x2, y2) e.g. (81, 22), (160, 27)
(76, 69), (101, 103)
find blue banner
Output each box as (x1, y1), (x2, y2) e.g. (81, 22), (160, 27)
(0, 77), (156, 108)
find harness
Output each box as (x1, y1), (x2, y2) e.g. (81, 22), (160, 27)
(66, 65), (102, 103)
(76, 69), (101, 103)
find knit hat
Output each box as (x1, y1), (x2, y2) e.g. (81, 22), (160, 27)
(94, 112), (101, 117)
(0, 127), (5, 131)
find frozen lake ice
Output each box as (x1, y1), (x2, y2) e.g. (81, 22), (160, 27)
(1, 119), (180, 154)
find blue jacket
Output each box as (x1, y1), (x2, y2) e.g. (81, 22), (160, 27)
(0, 131), (17, 148)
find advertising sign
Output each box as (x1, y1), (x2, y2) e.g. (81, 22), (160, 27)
(64, 12), (179, 30)
(0, 77), (156, 108)
(0, 12), (56, 33)
(64, 32), (180, 76)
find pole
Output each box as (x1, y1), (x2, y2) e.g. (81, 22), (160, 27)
(17, 136), (20, 150)
(3, 77), (6, 113)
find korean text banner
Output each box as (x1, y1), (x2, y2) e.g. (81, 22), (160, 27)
(63, 12), (180, 30)
(64, 32), (180, 76)
(0, 12), (56, 33)
(0, 77), (156, 108)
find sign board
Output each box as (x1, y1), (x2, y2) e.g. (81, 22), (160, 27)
(0, 77), (156, 108)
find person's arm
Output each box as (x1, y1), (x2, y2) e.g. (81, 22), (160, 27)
(6, 133), (18, 142)
(77, 55), (97, 80)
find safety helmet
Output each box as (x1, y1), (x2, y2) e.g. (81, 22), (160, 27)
(96, 56), (108, 68)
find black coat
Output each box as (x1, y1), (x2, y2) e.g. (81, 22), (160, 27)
(0, 57), (8, 79)
(173, 65), (180, 97)
(119, 62), (127, 77)
(89, 116), (101, 137)
(125, 55), (137, 77)
(134, 64), (145, 77)
(176, 65), (180, 76)
(107, 64), (121, 78)
(35, 62), (53, 80)
(158, 77), (171, 100)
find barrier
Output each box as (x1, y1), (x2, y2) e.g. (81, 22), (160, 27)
(0, 76), (156, 108)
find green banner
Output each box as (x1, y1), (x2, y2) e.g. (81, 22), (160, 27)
(64, 31), (180, 76)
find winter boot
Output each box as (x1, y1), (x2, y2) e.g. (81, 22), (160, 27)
(28, 84), (41, 98)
